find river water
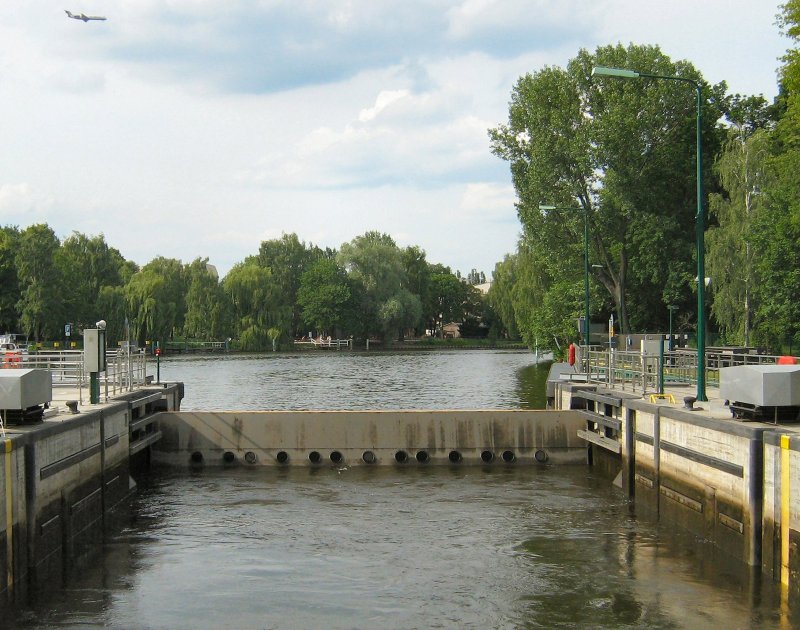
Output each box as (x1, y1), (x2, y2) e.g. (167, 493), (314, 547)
(6, 350), (794, 628)
(160, 349), (550, 411)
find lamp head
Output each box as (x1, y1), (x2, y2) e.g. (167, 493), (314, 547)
(591, 66), (640, 79)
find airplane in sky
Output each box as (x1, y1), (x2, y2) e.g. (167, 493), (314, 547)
(65, 10), (107, 22)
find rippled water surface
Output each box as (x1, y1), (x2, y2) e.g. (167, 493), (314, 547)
(10, 467), (790, 629)
(6, 351), (795, 628)
(159, 349), (549, 410)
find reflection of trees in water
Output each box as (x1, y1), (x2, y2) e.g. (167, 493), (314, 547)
(514, 530), (666, 628)
(512, 505), (794, 629)
(514, 362), (551, 409)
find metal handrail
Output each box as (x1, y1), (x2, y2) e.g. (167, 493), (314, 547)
(294, 338), (353, 349)
(12, 349), (149, 403)
(585, 346), (798, 395)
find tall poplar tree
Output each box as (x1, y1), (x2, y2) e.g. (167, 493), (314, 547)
(707, 96), (773, 345)
(750, 0), (800, 350)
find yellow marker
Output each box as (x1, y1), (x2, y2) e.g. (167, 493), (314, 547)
(781, 435), (791, 587)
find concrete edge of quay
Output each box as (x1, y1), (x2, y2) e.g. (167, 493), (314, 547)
(552, 375), (800, 601)
(0, 382), (183, 606)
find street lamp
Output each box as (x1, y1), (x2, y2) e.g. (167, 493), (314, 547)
(667, 305), (679, 351)
(591, 66), (707, 401)
(539, 204), (590, 352)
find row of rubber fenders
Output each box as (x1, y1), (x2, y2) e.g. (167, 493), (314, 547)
(189, 448), (550, 466)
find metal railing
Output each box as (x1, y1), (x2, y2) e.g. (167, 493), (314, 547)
(585, 346), (797, 396)
(294, 338), (353, 349)
(12, 349), (149, 403)
(164, 340), (229, 353)
(585, 349), (661, 394)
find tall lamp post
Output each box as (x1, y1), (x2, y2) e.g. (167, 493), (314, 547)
(591, 66), (707, 402)
(539, 204), (590, 354)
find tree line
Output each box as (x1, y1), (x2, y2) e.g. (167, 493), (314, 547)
(487, 1), (800, 356)
(0, 227), (494, 350)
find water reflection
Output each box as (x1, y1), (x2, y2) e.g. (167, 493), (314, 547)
(7, 466), (794, 629)
(159, 349), (549, 411)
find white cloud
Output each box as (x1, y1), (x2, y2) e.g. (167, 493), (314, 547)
(358, 89), (411, 122)
(460, 182), (517, 217)
(0, 183), (55, 219)
(0, 0), (790, 283)
(591, 0), (787, 97)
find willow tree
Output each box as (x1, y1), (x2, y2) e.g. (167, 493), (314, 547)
(338, 231), (422, 341)
(183, 257), (230, 341)
(490, 43), (725, 339)
(257, 233), (323, 337)
(223, 260), (288, 350)
(125, 257), (187, 345)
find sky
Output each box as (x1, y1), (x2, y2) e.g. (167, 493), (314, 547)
(0, 1), (791, 280)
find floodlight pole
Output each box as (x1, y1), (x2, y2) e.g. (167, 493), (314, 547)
(591, 66), (707, 401)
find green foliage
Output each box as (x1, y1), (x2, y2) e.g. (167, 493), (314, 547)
(487, 254), (519, 339)
(0, 227), (20, 333)
(707, 124), (771, 345)
(297, 258), (354, 335)
(15, 224), (63, 342)
(489, 43), (725, 349)
(223, 260), (288, 351)
(267, 326), (281, 351)
(745, 0), (800, 350)
(57, 231), (129, 331)
(427, 271), (472, 334)
(515, 239), (581, 353)
(779, 1), (800, 94)
(257, 233), (322, 336)
(0, 221), (482, 350)
(184, 258), (229, 341)
(338, 231), (423, 340)
(401, 246), (430, 334)
(96, 285), (127, 346)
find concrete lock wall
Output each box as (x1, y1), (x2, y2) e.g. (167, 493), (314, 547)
(0, 437), (28, 602)
(152, 410), (587, 467)
(0, 403), (134, 602)
(763, 432), (800, 593)
(556, 380), (800, 578)
(625, 400), (767, 567)
(25, 402), (133, 590)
